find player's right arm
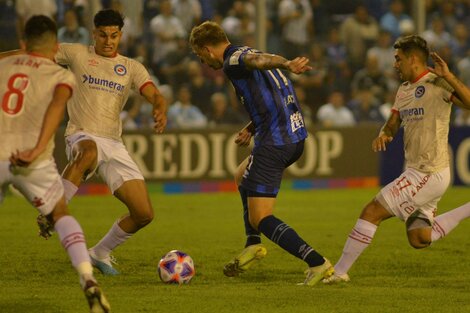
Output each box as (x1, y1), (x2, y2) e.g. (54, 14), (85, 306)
(10, 85), (72, 166)
(234, 121), (254, 147)
(372, 110), (401, 152)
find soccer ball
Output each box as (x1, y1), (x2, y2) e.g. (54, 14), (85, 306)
(157, 250), (195, 284)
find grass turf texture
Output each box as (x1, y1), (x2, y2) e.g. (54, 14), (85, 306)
(1, 187), (469, 313)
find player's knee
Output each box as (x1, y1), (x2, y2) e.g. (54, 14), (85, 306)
(359, 200), (385, 225)
(133, 210), (154, 228)
(407, 234), (431, 249)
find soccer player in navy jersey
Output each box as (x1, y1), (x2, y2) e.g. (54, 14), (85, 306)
(190, 21), (333, 285)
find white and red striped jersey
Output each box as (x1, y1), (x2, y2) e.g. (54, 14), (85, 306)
(0, 53), (75, 164)
(392, 71), (454, 173)
(56, 43), (154, 141)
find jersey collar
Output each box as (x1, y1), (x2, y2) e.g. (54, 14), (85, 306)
(411, 69), (430, 84)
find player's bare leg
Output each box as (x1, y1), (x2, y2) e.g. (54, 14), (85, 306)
(324, 199), (392, 284)
(48, 197), (110, 312)
(89, 179), (154, 275)
(62, 139), (99, 202)
(223, 158), (266, 277)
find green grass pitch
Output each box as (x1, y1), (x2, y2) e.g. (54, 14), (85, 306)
(1, 187), (469, 313)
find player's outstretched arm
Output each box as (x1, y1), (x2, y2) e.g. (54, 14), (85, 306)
(141, 84), (168, 133)
(243, 53), (312, 74)
(430, 52), (470, 109)
(10, 85), (72, 166)
(372, 111), (401, 152)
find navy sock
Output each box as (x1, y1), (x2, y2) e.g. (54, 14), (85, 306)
(239, 186), (261, 247)
(258, 215), (324, 267)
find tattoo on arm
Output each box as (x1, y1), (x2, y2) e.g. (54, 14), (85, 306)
(243, 53), (288, 70)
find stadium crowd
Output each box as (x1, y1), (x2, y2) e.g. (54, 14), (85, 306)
(3, 0), (470, 128)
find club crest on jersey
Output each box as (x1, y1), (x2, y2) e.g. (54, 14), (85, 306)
(114, 64), (127, 76)
(415, 86), (425, 98)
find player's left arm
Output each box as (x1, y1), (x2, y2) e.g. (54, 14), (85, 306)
(242, 53), (312, 74)
(10, 85), (72, 166)
(430, 52), (470, 109)
(141, 83), (168, 133)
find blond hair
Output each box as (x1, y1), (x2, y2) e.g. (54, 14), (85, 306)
(189, 21), (229, 51)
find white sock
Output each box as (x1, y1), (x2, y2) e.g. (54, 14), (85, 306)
(92, 221), (132, 258)
(335, 219), (377, 276)
(62, 178), (78, 204)
(55, 215), (91, 269)
(432, 202), (470, 242)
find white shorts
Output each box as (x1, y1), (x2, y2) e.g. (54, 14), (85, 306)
(0, 159), (64, 216)
(376, 167), (450, 225)
(65, 132), (144, 193)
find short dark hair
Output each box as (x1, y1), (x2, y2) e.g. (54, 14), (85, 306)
(24, 15), (57, 42)
(93, 9), (124, 29)
(393, 35), (429, 61)
(189, 21), (229, 51)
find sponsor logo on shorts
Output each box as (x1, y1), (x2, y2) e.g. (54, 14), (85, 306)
(114, 64), (127, 76)
(415, 85), (425, 98)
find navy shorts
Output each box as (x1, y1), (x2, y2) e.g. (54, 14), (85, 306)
(241, 140), (304, 197)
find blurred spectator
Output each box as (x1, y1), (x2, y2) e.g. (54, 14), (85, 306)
(150, 0), (186, 68)
(430, 1), (458, 33)
(56, 0), (78, 25)
(293, 42), (329, 114)
(167, 85), (207, 129)
(16, 0), (57, 38)
(351, 54), (394, 103)
(317, 91), (355, 127)
(278, 0), (313, 59)
(422, 16), (452, 51)
(0, 0), (19, 51)
(221, 1), (255, 46)
(294, 85), (313, 128)
(142, 0), (160, 41)
(199, 0), (215, 21)
(171, 0), (202, 32)
(367, 30), (395, 76)
(379, 90), (396, 121)
(340, 4), (379, 71)
(347, 88), (384, 124)
(111, 0), (138, 55)
(450, 23), (470, 63)
(207, 92), (246, 127)
(159, 38), (192, 87)
(324, 27), (351, 96)
(457, 50), (470, 87)
(454, 107), (470, 126)
(379, 0), (413, 40)
(187, 60), (216, 116)
(58, 9), (90, 45)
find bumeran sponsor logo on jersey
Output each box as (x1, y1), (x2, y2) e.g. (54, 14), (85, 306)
(400, 107), (424, 121)
(82, 74), (124, 93)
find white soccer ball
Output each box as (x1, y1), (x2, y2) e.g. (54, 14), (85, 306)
(157, 250), (195, 284)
